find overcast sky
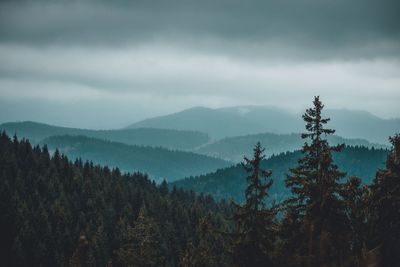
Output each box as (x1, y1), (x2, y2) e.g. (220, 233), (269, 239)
(0, 0), (399, 129)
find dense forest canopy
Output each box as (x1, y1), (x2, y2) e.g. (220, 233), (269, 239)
(0, 132), (232, 266)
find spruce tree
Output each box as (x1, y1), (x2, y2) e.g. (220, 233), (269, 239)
(285, 96), (347, 266)
(231, 142), (277, 267)
(180, 217), (218, 267)
(369, 134), (400, 266)
(114, 206), (164, 267)
(341, 176), (368, 266)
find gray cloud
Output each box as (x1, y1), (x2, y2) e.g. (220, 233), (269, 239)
(1, 0), (399, 60)
(0, 0), (399, 128)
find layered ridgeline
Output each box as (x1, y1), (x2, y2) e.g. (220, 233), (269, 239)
(0, 132), (232, 266)
(0, 121), (210, 150)
(41, 135), (232, 182)
(173, 146), (389, 202)
(195, 132), (386, 162)
(126, 106), (400, 144)
(126, 106), (301, 140)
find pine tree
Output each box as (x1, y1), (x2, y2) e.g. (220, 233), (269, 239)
(231, 142), (277, 267)
(276, 204), (304, 267)
(180, 217), (218, 267)
(341, 176), (368, 266)
(369, 134), (400, 266)
(114, 205), (164, 267)
(285, 96), (347, 266)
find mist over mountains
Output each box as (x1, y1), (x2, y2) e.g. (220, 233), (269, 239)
(195, 132), (386, 163)
(127, 106), (400, 144)
(0, 121), (209, 150)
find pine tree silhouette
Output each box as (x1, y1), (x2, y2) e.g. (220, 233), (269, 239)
(231, 142), (277, 267)
(285, 96), (347, 266)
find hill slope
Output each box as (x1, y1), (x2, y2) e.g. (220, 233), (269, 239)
(172, 146), (389, 202)
(41, 135), (232, 182)
(126, 106), (400, 143)
(196, 132), (387, 162)
(0, 121), (210, 150)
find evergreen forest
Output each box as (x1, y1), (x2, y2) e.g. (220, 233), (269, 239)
(0, 97), (399, 267)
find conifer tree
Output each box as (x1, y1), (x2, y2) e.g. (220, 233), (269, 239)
(114, 205), (164, 267)
(369, 134), (400, 266)
(180, 217), (218, 267)
(285, 96), (347, 266)
(231, 142), (277, 267)
(341, 176), (368, 266)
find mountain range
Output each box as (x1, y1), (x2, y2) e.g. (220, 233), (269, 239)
(126, 106), (400, 144)
(195, 132), (386, 162)
(1, 105), (398, 187)
(0, 121), (209, 150)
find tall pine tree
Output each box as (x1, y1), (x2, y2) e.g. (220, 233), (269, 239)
(285, 96), (347, 267)
(231, 142), (277, 267)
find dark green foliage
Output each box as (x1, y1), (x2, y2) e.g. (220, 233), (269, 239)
(173, 147), (388, 202)
(284, 96), (348, 266)
(229, 142), (277, 267)
(113, 206), (164, 267)
(0, 121), (210, 150)
(180, 216), (229, 267)
(340, 176), (369, 266)
(368, 134), (400, 266)
(0, 132), (231, 266)
(41, 135), (232, 182)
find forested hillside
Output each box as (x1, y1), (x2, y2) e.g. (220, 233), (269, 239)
(41, 135), (231, 182)
(174, 146), (389, 202)
(0, 132), (232, 266)
(0, 96), (399, 267)
(196, 132), (385, 162)
(0, 121), (210, 150)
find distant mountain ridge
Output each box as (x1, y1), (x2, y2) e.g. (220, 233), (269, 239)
(126, 106), (301, 139)
(195, 132), (388, 162)
(42, 135), (232, 182)
(126, 106), (400, 144)
(0, 121), (210, 150)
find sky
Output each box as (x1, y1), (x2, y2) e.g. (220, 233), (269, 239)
(0, 0), (399, 129)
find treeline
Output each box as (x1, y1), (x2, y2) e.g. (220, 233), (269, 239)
(0, 96), (399, 267)
(174, 146), (388, 202)
(223, 97), (400, 267)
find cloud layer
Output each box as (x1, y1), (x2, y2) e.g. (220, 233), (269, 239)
(0, 0), (399, 128)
